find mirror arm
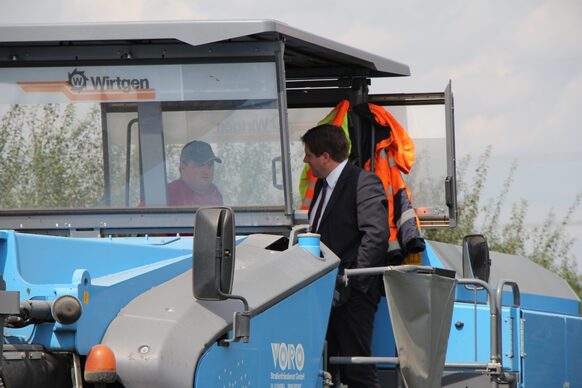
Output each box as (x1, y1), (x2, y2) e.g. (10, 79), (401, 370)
(217, 289), (250, 346)
(217, 288), (249, 312)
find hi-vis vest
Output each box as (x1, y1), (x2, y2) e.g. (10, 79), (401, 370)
(299, 100), (351, 211)
(299, 100), (425, 262)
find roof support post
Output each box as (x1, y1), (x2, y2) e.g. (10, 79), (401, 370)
(274, 39), (294, 216)
(348, 77), (369, 168)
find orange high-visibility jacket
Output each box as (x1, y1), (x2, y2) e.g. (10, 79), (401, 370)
(363, 103), (425, 261)
(299, 100), (424, 262)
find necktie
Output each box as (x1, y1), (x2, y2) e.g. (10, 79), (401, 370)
(311, 180), (328, 232)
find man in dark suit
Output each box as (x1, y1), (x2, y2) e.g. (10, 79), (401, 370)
(301, 123), (389, 388)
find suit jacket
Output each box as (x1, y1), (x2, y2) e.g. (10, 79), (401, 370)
(310, 162), (389, 294)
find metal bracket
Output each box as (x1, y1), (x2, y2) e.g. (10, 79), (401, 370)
(288, 224), (309, 249)
(505, 316), (514, 359)
(486, 362), (503, 378)
(219, 311), (250, 346)
(520, 318), (526, 358)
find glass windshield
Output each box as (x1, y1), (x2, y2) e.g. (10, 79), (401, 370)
(288, 103), (449, 218)
(0, 62), (283, 210)
(0, 102), (104, 209)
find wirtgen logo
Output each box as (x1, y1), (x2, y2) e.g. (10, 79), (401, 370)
(67, 68), (89, 91)
(67, 68), (151, 93)
(18, 68), (155, 101)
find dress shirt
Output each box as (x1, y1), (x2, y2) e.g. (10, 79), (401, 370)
(309, 159), (348, 231)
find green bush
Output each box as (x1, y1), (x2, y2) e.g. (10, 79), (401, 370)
(425, 146), (582, 303)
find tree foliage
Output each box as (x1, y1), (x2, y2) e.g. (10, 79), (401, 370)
(0, 104), (104, 209)
(425, 146), (582, 302)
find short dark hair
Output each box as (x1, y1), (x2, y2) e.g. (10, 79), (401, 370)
(300, 124), (349, 162)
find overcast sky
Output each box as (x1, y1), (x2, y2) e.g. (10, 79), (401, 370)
(1, 0), (581, 263)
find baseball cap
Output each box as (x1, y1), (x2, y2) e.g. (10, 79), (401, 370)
(180, 140), (222, 165)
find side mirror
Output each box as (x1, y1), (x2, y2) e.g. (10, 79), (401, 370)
(193, 207), (235, 300)
(192, 207), (251, 345)
(462, 234), (491, 283)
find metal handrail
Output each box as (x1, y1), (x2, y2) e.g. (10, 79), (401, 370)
(494, 279), (521, 371)
(329, 357), (492, 372)
(341, 266), (505, 388)
(456, 278), (499, 364)
(329, 356), (399, 365)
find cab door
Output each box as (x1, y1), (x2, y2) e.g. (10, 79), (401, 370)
(286, 81), (456, 228)
(368, 82), (456, 227)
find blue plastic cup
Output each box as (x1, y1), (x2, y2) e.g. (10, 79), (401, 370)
(297, 233), (321, 257)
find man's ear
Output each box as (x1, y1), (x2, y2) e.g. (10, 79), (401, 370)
(321, 152), (331, 163)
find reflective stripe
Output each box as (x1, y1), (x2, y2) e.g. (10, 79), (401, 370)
(396, 208), (416, 229)
(380, 149), (388, 160)
(386, 186), (393, 196)
(388, 157), (396, 168)
(388, 240), (401, 251)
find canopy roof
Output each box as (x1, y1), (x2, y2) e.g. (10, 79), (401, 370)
(0, 19), (410, 79)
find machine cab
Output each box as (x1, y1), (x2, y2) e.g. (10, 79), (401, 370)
(0, 20), (456, 235)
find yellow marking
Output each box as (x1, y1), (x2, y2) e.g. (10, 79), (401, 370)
(83, 291), (89, 304)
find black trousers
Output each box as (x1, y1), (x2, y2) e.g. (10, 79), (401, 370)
(327, 287), (380, 388)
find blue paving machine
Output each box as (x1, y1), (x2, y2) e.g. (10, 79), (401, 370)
(0, 20), (579, 388)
